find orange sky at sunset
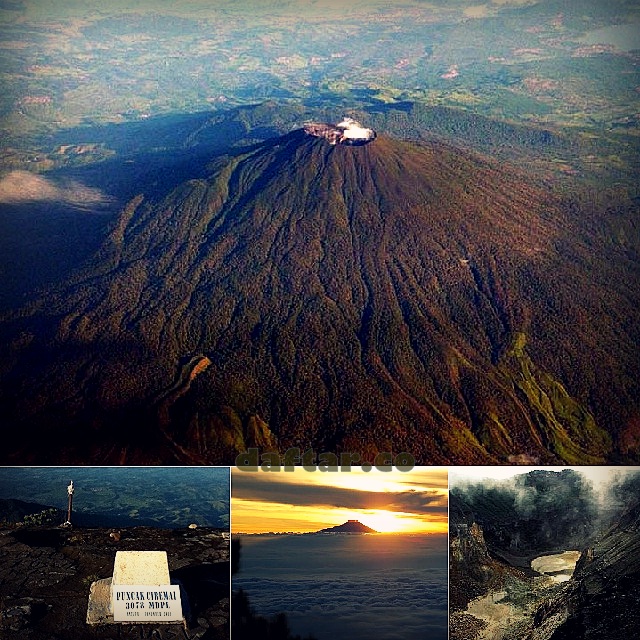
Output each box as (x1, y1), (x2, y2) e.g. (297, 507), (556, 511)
(232, 467), (448, 534)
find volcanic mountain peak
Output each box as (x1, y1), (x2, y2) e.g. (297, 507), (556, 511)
(317, 520), (378, 534)
(1, 124), (638, 466)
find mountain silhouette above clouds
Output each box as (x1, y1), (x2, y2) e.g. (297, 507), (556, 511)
(316, 520), (378, 534)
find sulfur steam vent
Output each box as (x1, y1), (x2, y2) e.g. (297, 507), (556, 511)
(303, 117), (376, 146)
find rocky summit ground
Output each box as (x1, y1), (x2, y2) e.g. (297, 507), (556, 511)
(0, 525), (229, 639)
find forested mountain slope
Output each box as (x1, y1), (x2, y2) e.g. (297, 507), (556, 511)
(1, 129), (638, 464)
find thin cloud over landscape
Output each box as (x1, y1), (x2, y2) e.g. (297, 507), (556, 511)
(0, 170), (113, 208)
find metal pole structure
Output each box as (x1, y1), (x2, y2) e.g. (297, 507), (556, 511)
(66, 480), (74, 526)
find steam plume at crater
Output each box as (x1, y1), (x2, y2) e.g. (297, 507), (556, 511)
(303, 117), (376, 146)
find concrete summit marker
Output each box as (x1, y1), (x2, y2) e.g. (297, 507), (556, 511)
(87, 550), (183, 625)
(111, 551), (182, 622)
(112, 551), (170, 587)
(112, 585), (183, 622)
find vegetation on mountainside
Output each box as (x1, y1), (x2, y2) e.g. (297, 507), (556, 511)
(1, 127), (637, 464)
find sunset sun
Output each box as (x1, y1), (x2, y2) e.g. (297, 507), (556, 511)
(358, 509), (438, 534)
(360, 511), (406, 533)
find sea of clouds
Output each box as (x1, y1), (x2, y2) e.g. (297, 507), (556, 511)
(234, 533), (448, 640)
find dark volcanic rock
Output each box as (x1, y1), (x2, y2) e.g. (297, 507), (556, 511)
(450, 470), (598, 565)
(449, 492), (529, 613)
(0, 525), (229, 639)
(449, 474), (640, 640)
(524, 500), (640, 640)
